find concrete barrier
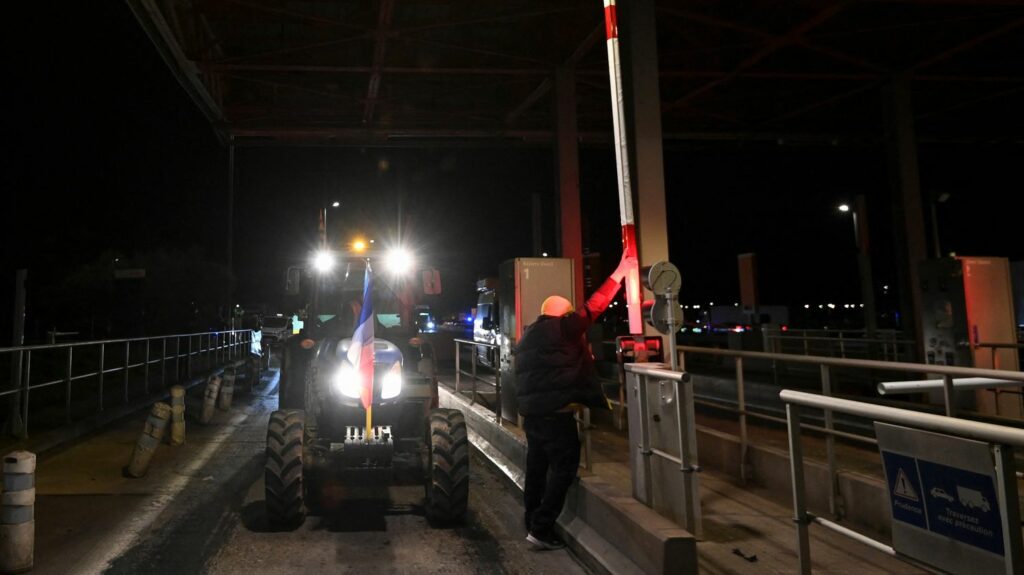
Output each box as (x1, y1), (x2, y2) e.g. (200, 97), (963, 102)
(200, 375), (222, 424)
(0, 451), (35, 574)
(167, 385), (186, 446)
(125, 402), (171, 478)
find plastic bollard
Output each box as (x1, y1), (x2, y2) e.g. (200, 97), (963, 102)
(200, 375), (222, 424)
(218, 369), (235, 411)
(0, 451), (35, 574)
(167, 385), (186, 446)
(125, 403), (172, 478)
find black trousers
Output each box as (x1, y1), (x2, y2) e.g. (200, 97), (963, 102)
(523, 413), (580, 535)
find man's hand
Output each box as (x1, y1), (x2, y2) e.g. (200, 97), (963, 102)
(610, 252), (637, 283)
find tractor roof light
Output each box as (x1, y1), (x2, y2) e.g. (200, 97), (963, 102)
(313, 250), (335, 273)
(385, 248), (414, 276)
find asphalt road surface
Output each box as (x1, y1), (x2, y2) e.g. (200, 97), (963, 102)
(31, 369), (588, 574)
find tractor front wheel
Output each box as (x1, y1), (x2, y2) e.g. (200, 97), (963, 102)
(265, 409), (306, 527)
(425, 408), (469, 524)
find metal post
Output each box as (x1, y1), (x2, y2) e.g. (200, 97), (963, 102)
(187, 336), (192, 379)
(821, 364), (841, 518)
(583, 407), (592, 471)
(839, 332), (846, 358)
(454, 342), (461, 394)
(98, 343), (105, 411)
(786, 403), (812, 575)
(736, 356), (748, 484)
(636, 373), (654, 504)
(942, 373), (956, 416)
(470, 349), (478, 405)
(494, 364), (502, 426)
(65, 347), (73, 423)
(993, 444), (1023, 575)
(174, 337), (180, 382)
(161, 338), (166, 387)
(674, 378), (702, 538)
(21, 351), (31, 435)
(124, 341), (131, 403)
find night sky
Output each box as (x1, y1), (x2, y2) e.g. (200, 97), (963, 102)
(3, 2), (1022, 342)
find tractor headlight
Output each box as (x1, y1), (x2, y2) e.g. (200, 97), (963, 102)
(333, 362), (361, 399)
(381, 362), (403, 399)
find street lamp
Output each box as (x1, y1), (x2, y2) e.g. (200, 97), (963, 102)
(929, 192), (950, 258)
(319, 201), (340, 249)
(837, 195), (878, 337)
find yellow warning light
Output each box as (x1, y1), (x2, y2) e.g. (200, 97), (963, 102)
(352, 239), (367, 252)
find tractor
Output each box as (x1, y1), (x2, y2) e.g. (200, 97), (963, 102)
(267, 246), (468, 526)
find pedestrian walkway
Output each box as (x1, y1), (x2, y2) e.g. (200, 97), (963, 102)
(439, 374), (926, 574)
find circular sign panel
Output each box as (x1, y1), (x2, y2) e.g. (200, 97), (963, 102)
(646, 261), (682, 295)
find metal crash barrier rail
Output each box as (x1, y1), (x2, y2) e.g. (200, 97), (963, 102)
(781, 389), (1024, 575)
(0, 329), (253, 437)
(453, 338), (501, 425)
(624, 362), (701, 538)
(672, 344), (1024, 519)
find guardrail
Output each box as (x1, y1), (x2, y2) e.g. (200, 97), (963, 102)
(453, 338), (501, 425)
(0, 330), (253, 437)
(781, 389), (1024, 574)
(976, 341), (1024, 371)
(673, 344), (1024, 518)
(763, 328), (916, 362)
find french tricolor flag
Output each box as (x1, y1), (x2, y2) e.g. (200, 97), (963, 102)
(347, 263), (375, 410)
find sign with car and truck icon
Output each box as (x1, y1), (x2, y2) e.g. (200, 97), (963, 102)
(875, 423), (1014, 575)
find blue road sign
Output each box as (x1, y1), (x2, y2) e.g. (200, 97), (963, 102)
(881, 451), (928, 530)
(917, 458), (1004, 556)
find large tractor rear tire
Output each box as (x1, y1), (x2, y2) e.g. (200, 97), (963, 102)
(265, 409), (306, 526)
(425, 408), (469, 524)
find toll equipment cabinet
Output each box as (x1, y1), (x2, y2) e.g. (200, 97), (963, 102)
(919, 256), (1020, 417)
(497, 258), (576, 422)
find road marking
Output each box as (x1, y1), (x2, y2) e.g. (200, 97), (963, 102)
(74, 409), (252, 574)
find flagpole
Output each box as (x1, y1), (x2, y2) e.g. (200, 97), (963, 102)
(366, 404), (373, 439)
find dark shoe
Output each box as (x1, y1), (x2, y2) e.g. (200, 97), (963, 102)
(526, 530), (565, 551)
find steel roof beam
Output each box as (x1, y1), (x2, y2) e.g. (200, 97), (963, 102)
(363, 0), (395, 125)
(505, 23), (603, 124)
(663, 2), (853, 112)
(127, 0), (225, 141)
(908, 17), (1024, 72)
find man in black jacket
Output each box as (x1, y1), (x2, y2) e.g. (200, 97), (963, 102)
(515, 252), (633, 550)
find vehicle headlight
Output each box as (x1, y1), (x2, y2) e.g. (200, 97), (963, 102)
(333, 362), (361, 399)
(381, 362), (402, 399)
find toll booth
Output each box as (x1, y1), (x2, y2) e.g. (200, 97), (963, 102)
(919, 257), (1021, 417)
(497, 258), (576, 422)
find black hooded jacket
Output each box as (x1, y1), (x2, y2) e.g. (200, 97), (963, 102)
(514, 277), (619, 416)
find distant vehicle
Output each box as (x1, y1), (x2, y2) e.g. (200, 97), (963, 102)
(261, 315), (292, 344)
(929, 487), (955, 502)
(473, 278), (499, 368)
(957, 486), (991, 512)
(415, 305), (436, 333)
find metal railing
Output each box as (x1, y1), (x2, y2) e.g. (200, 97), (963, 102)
(763, 328), (915, 362)
(624, 363), (701, 538)
(0, 329), (253, 437)
(674, 344), (1024, 518)
(453, 338), (501, 425)
(781, 389), (1024, 575)
(977, 341), (1024, 371)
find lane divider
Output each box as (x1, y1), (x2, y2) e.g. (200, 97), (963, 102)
(0, 451), (35, 574)
(125, 403), (172, 478)
(168, 385), (186, 446)
(200, 375), (222, 425)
